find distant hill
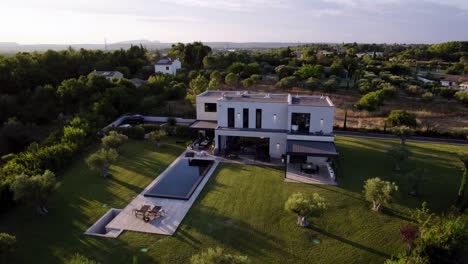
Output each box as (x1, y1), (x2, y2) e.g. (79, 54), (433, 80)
(0, 40), (312, 53)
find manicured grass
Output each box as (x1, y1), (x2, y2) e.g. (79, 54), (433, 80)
(0, 136), (466, 263)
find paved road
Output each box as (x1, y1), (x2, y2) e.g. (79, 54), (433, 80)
(334, 130), (468, 146)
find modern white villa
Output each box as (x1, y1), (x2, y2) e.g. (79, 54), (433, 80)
(189, 90), (338, 171)
(154, 57), (182, 75)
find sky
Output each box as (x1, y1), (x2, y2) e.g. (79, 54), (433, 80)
(0, 0), (467, 44)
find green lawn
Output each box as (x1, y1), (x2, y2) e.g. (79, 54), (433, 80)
(0, 136), (466, 263)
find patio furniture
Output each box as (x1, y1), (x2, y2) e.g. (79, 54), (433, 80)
(301, 163), (319, 174)
(143, 206), (164, 222)
(133, 205), (150, 218)
(185, 152), (195, 158)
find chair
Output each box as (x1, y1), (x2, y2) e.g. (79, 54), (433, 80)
(133, 205), (150, 218)
(144, 206), (164, 222)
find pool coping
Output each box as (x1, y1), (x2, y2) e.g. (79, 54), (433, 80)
(103, 151), (219, 236)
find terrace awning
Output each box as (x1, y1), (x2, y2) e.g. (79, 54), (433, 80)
(189, 120), (218, 130)
(287, 140), (338, 157)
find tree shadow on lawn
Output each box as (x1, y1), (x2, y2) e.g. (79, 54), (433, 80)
(307, 225), (391, 259)
(175, 205), (294, 260)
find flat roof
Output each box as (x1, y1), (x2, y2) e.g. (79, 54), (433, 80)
(198, 90), (333, 106)
(287, 140), (338, 157)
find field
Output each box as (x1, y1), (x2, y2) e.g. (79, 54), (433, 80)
(0, 136), (466, 263)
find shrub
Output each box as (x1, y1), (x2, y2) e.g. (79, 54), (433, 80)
(436, 87), (456, 99)
(387, 110), (417, 128)
(139, 123), (161, 133)
(454, 91), (468, 105)
(380, 83), (398, 99)
(101, 131), (128, 150)
(250, 74), (262, 82)
(421, 91), (434, 102)
(406, 85), (423, 96)
(167, 117), (177, 126)
(356, 90), (385, 111)
(390, 126), (415, 145)
(114, 126), (145, 139)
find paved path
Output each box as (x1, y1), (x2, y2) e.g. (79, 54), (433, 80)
(334, 130), (468, 146)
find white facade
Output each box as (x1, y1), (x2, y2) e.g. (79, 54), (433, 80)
(154, 58), (181, 75)
(195, 91), (335, 159)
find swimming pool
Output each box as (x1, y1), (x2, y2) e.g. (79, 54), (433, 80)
(144, 158), (215, 200)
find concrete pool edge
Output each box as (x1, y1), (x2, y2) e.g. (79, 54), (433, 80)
(102, 152), (220, 236)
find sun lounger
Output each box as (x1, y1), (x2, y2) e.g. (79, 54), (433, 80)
(143, 206), (164, 222)
(132, 205), (150, 218)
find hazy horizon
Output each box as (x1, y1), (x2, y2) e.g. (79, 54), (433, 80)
(1, 0), (468, 45)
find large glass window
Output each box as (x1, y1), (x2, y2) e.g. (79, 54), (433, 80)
(243, 108), (249, 128)
(228, 108), (235, 128)
(205, 103), (217, 112)
(291, 113), (310, 133)
(256, 109), (262, 129)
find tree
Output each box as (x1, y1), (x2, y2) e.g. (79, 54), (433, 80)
(400, 225), (419, 255)
(86, 148), (118, 177)
(0, 233), (16, 262)
(356, 90), (385, 111)
(276, 76), (297, 89)
(421, 92), (434, 102)
(148, 131), (162, 148)
(225, 73), (239, 87)
(101, 131), (128, 150)
(303, 77), (320, 90)
(456, 152), (468, 208)
(322, 77), (338, 93)
(191, 247), (249, 264)
(208, 71), (222, 90)
(242, 78), (254, 88)
(387, 110), (417, 128)
(387, 145), (411, 171)
(284, 192), (327, 227)
(454, 91), (468, 105)
(189, 75), (209, 95)
(363, 177), (398, 212)
(390, 126), (414, 145)
(11, 170), (59, 215)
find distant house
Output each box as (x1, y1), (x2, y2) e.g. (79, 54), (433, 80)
(91, 70), (124, 80)
(417, 76), (435, 84)
(154, 58), (181, 75)
(356, 52), (383, 58)
(130, 78), (146, 88)
(316, 50), (334, 56)
(292, 51), (303, 59)
(440, 75), (468, 88)
(460, 82), (468, 91)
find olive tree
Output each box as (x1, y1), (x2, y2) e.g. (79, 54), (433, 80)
(86, 148), (118, 177)
(363, 177), (398, 212)
(387, 145), (411, 171)
(390, 126), (414, 145)
(10, 170), (59, 215)
(191, 247), (249, 264)
(284, 192), (327, 227)
(101, 131), (128, 150)
(148, 131), (162, 148)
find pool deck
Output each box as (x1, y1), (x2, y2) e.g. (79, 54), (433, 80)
(105, 153), (219, 235)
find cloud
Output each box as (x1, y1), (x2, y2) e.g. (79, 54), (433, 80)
(157, 0), (291, 11)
